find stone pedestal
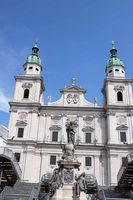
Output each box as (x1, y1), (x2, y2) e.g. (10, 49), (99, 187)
(52, 184), (73, 200)
(51, 144), (81, 200)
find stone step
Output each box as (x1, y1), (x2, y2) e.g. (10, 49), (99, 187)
(1, 181), (39, 200)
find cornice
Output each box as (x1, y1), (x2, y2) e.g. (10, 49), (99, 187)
(104, 77), (133, 83)
(7, 140), (105, 150)
(15, 75), (45, 91)
(102, 77), (133, 93)
(15, 74), (43, 81)
(106, 105), (133, 110)
(105, 143), (132, 150)
(9, 102), (41, 107)
(8, 139), (132, 152)
(40, 105), (105, 112)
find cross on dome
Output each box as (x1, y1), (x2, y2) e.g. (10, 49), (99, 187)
(112, 40), (115, 49)
(71, 77), (76, 86)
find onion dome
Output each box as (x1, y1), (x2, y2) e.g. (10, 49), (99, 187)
(106, 41), (124, 69)
(24, 42), (42, 69)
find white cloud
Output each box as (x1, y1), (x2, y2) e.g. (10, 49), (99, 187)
(0, 90), (10, 113)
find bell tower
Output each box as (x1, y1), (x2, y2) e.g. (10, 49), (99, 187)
(8, 43), (45, 141)
(102, 42), (133, 107)
(7, 43), (45, 182)
(13, 43), (44, 103)
(102, 42), (133, 185)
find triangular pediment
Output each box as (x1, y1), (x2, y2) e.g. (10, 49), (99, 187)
(116, 125), (128, 130)
(49, 125), (61, 131)
(82, 126), (94, 132)
(16, 120), (27, 127)
(60, 85), (86, 94)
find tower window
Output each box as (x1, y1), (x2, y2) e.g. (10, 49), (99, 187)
(115, 69), (119, 71)
(85, 133), (91, 143)
(85, 157), (92, 166)
(121, 70), (124, 73)
(17, 128), (24, 138)
(24, 68), (26, 71)
(117, 91), (123, 101)
(14, 153), (20, 162)
(52, 131), (58, 142)
(24, 89), (29, 99)
(109, 70), (112, 73)
(36, 68), (39, 71)
(50, 155), (56, 165)
(29, 67), (33, 69)
(120, 132), (126, 143)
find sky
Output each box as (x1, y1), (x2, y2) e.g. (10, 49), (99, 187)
(0, 0), (133, 127)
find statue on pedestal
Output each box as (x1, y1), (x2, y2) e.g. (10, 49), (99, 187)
(66, 120), (78, 145)
(66, 121), (76, 145)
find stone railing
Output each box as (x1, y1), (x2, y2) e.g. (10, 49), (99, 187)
(0, 147), (22, 179)
(117, 152), (133, 183)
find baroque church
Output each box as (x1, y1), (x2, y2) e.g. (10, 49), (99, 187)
(0, 42), (133, 199)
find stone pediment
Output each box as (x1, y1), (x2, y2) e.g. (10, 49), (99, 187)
(60, 85), (86, 94)
(82, 126), (94, 132)
(49, 125), (61, 131)
(116, 125), (128, 130)
(48, 81), (97, 107)
(16, 120), (27, 127)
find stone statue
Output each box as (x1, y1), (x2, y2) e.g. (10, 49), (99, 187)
(39, 168), (63, 199)
(73, 173), (99, 199)
(66, 121), (76, 145)
(50, 168), (63, 189)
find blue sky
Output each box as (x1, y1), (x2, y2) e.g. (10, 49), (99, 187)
(0, 0), (133, 126)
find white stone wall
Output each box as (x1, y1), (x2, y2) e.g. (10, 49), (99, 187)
(7, 67), (133, 187)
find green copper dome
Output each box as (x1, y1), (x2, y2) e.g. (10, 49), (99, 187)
(106, 42), (124, 68)
(24, 43), (42, 68)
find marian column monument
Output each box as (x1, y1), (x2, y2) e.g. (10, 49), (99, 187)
(38, 120), (99, 200)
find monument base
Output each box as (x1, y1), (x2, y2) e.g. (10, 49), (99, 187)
(52, 184), (73, 200)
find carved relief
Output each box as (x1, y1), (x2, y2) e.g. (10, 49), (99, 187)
(63, 169), (74, 183)
(51, 115), (62, 120)
(83, 116), (94, 121)
(73, 94), (79, 104)
(66, 94), (73, 104)
(66, 94), (79, 104)
(83, 115), (94, 126)
(22, 82), (33, 89)
(51, 115), (62, 126)
(116, 115), (127, 125)
(18, 112), (28, 121)
(114, 85), (125, 92)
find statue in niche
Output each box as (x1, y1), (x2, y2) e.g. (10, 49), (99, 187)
(66, 121), (76, 145)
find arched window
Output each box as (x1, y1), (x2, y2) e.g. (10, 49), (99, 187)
(117, 91), (123, 101)
(23, 89), (29, 99)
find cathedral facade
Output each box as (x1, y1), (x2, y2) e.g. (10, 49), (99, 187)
(7, 43), (133, 187)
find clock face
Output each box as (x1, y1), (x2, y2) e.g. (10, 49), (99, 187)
(66, 94), (79, 104)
